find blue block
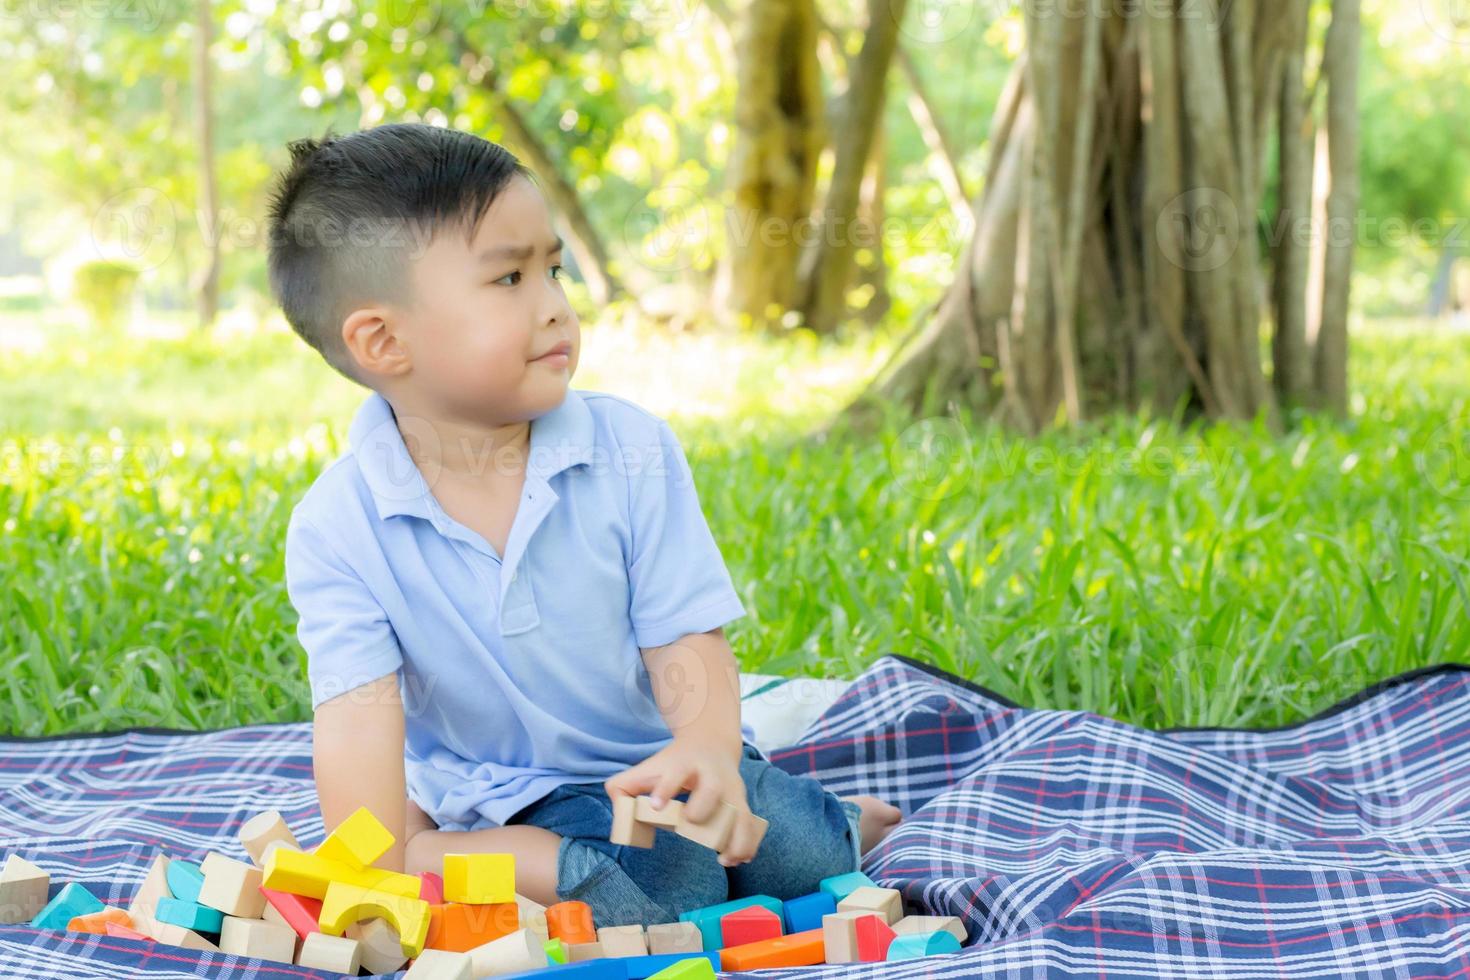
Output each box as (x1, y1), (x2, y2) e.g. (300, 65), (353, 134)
(30, 882), (103, 930)
(887, 930), (961, 959)
(495, 960), (627, 980)
(818, 870), (876, 904)
(678, 894), (781, 951)
(782, 890), (837, 934)
(164, 860), (204, 904)
(621, 950), (720, 978)
(155, 896), (223, 933)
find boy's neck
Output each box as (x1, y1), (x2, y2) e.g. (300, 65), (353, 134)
(389, 394), (533, 482)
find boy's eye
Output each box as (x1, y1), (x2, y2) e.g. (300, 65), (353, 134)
(493, 270), (522, 286)
(551, 264), (565, 280)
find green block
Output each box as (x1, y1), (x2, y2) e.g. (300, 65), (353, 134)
(678, 894), (781, 951)
(646, 955), (717, 979)
(544, 937), (568, 963)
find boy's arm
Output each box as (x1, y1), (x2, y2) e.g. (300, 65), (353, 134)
(641, 626), (744, 764)
(312, 673), (411, 873)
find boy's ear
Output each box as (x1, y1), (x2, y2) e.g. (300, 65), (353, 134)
(342, 306), (409, 378)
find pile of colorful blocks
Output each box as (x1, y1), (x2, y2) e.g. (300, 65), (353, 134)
(0, 801), (967, 977)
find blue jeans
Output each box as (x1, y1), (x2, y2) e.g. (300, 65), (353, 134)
(505, 741), (863, 927)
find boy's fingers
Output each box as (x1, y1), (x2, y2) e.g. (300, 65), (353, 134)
(718, 811), (764, 866)
(650, 766), (690, 810)
(682, 778), (724, 825)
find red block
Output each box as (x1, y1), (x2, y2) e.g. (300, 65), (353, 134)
(104, 922), (154, 942)
(259, 886), (323, 939)
(419, 871), (445, 905)
(721, 905), (782, 947)
(854, 914), (895, 961)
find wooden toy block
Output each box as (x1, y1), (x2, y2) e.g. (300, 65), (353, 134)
(610, 794), (655, 848)
(820, 909), (871, 963)
(155, 895), (225, 933)
(239, 810), (300, 867)
(315, 805), (394, 869)
(886, 929), (960, 959)
(198, 852), (266, 918)
(644, 955), (718, 979)
(597, 923), (648, 956)
(545, 936), (568, 962)
(165, 860), (205, 904)
(318, 879), (430, 957)
(720, 905), (781, 947)
(673, 801), (737, 851)
(565, 941), (605, 961)
(818, 870), (876, 904)
(128, 853), (171, 917)
(545, 899), (596, 945)
(296, 931), (362, 973)
(467, 926), (550, 976)
(425, 900), (520, 952)
(892, 913), (968, 944)
(744, 813), (770, 851)
(646, 920), (703, 954)
(347, 915), (410, 974)
(443, 853), (516, 904)
(260, 885), (322, 938)
(633, 795), (683, 829)
(67, 906), (133, 933)
(718, 926), (825, 971)
(404, 948), (475, 980)
(419, 870), (445, 904)
(104, 921), (154, 942)
(836, 884), (903, 925)
(220, 915), (297, 963)
(31, 882), (103, 930)
(621, 951), (720, 979)
(852, 913), (896, 961)
(262, 845), (420, 900)
(0, 854), (50, 924)
(782, 890), (837, 934)
(678, 894), (782, 951)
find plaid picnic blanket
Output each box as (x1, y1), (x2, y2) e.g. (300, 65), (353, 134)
(2, 652), (1467, 978)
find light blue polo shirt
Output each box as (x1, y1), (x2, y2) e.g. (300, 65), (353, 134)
(283, 387), (751, 830)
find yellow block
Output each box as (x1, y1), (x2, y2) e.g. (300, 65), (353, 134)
(319, 880), (431, 958)
(263, 846), (420, 901)
(315, 806), (394, 869)
(443, 853), (516, 905)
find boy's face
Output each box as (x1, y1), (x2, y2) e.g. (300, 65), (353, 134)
(387, 175), (579, 427)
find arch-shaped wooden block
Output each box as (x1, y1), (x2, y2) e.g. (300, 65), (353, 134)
(318, 881), (430, 957)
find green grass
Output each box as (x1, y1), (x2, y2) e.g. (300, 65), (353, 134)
(2, 308), (1468, 736)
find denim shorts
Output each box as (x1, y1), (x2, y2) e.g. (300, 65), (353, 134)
(504, 741), (863, 927)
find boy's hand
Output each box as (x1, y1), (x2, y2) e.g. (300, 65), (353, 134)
(604, 736), (760, 867)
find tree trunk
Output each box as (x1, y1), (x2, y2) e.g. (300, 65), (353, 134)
(842, 0), (1360, 430)
(193, 0), (219, 330)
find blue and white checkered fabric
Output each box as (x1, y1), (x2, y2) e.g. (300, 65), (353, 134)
(2, 652), (1468, 978)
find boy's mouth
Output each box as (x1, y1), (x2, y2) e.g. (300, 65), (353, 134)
(532, 341), (572, 362)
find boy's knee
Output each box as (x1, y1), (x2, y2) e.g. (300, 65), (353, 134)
(633, 837), (728, 917)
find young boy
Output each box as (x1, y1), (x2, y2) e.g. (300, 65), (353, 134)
(267, 123), (900, 926)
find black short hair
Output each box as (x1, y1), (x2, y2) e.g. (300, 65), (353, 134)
(266, 123), (535, 386)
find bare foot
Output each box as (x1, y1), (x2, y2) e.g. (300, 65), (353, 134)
(841, 794), (903, 855)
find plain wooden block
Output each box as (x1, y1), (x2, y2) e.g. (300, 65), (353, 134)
(347, 915), (409, 974)
(318, 880), (430, 957)
(610, 795), (655, 848)
(597, 923), (648, 957)
(565, 940), (605, 961)
(239, 811), (300, 867)
(297, 932), (362, 973)
(673, 801), (738, 851)
(404, 948), (474, 980)
(0, 854), (50, 925)
(891, 914), (967, 944)
(315, 806), (395, 869)
(647, 921), (703, 954)
(443, 853), (516, 905)
(198, 852), (266, 918)
(128, 853), (171, 919)
(220, 915), (297, 964)
(633, 795), (684, 829)
(836, 885), (903, 925)
(820, 910), (870, 964)
(467, 926), (549, 976)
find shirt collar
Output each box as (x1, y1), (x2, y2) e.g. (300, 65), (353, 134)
(349, 388), (596, 522)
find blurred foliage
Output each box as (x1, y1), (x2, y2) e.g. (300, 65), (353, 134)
(71, 258), (141, 332)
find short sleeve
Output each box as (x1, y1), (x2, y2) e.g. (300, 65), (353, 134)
(626, 420), (746, 649)
(284, 512), (404, 710)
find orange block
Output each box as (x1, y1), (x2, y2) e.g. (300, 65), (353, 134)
(720, 927), (826, 970)
(68, 907), (133, 934)
(104, 921), (154, 942)
(425, 901), (520, 953)
(545, 901), (595, 945)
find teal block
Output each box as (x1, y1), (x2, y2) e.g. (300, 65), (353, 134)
(622, 951), (720, 978)
(155, 896), (223, 933)
(782, 890), (837, 933)
(887, 930), (961, 959)
(819, 870), (876, 904)
(164, 860), (204, 904)
(30, 882), (104, 930)
(678, 894), (781, 951)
